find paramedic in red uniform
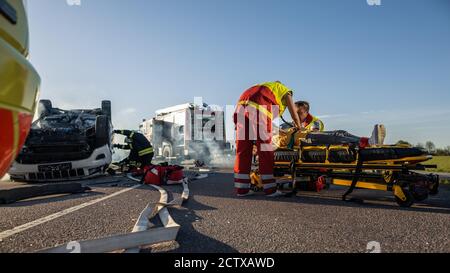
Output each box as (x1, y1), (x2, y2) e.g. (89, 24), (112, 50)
(234, 81), (302, 197)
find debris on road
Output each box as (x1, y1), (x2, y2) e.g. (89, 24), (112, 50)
(38, 174), (190, 253)
(0, 183), (91, 205)
(41, 226), (179, 254)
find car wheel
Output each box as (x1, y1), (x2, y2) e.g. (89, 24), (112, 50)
(95, 115), (110, 148)
(101, 100), (112, 121)
(39, 99), (52, 117)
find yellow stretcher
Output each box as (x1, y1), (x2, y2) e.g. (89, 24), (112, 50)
(252, 143), (440, 207)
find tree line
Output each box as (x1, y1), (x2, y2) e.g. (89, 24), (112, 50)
(397, 140), (450, 156)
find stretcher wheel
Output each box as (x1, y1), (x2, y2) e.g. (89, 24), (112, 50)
(410, 182), (429, 202)
(395, 189), (414, 208)
(429, 179), (439, 196)
(250, 184), (263, 193)
(412, 191), (428, 202)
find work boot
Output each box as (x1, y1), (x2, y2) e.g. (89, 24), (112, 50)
(237, 190), (256, 197)
(369, 124), (386, 145)
(266, 190), (287, 198)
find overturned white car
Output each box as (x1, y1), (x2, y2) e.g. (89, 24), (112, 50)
(8, 100), (113, 182)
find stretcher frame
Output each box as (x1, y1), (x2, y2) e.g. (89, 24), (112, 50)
(252, 146), (440, 207)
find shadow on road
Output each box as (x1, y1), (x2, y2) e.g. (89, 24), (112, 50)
(140, 185), (238, 253)
(170, 198), (238, 253)
(0, 191), (104, 208)
(0, 176), (143, 208)
(188, 173), (450, 215)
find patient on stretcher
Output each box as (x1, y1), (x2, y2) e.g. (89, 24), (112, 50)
(273, 124), (387, 150)
(272, 124), (428, 163)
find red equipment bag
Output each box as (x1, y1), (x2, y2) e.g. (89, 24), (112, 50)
(143, 165), (165, 185)
(143, 165), (185, 185)
(165, 165), (185, 185)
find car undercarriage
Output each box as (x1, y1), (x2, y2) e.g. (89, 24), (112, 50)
(9, 100), (113, 182)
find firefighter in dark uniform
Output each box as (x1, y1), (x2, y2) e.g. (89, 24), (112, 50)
(113, 130), (154, 168)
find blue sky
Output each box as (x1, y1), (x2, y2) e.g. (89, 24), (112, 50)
(27, 0), (450, 147)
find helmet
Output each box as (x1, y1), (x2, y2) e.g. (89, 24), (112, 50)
(0, 0), (41, 177)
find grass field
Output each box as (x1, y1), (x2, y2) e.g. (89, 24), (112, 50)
(426, 156), (450, 173)
(425, 156), (450, 185)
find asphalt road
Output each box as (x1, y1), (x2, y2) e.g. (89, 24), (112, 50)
(0, 172), (449, 253)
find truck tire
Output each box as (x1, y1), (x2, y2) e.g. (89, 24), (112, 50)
(101, 100), (112, 121)
(95, 115), (110, 148)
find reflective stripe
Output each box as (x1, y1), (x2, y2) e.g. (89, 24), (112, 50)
(263, 183), (277, 190)
(238, 101), (273, 120)
(305, 116), (325, 132)
(130, 132), (135, 139)
(234, 183), (251, 189)
(234, 173), (250, 180)
(138, 147), (154, 156)
(260, 175), (274, 180)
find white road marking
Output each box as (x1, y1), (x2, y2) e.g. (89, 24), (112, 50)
(0, 184), (142, 241)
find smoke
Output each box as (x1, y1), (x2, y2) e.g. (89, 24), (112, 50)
(185, 141), (235, 169)
(189, 105), (235, 168)
(201, 141), (235, 169)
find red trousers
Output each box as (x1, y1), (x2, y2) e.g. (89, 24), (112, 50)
(234, 105), (276, 195)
